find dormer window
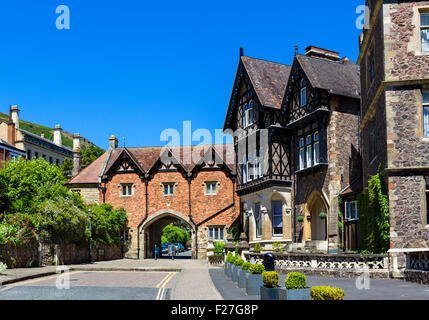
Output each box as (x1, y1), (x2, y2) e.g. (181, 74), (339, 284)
(242, 100), (254, 128)
(421, 12), (429, 52)
(300, 79), (307, 107)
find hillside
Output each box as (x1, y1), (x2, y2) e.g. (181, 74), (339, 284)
(0, 112), (104, 153)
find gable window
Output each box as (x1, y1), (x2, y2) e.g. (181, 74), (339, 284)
(162, 182), (176, 196)
(255, 203), (262, 238)
(299, 138), (305, 170)
(121, 184), (134, 197)
(242, 100), (254, 128)
(272, 200), (283, 236)
(421, 12), (429, 52)
(205, 182), (218, 195)
(313, 131), (320, 165)
(300, 79), (307, 107)
(209, 226), (225, 241)
(345, 201), (359, 221)
(424, 91), (429, 138)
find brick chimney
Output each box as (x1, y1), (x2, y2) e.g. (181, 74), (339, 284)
(53, 125), (63, 147)
(10, 105), (20, 129)
(72, 134), (82, 177)
(109, 135), (118, 150)
(7, 106), (16, 146)
(305, 46), (340, 61)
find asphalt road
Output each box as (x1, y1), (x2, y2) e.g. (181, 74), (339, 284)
(208, 268), (429, 300)
(0, 271), (177, 300)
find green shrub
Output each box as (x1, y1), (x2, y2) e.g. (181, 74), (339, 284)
(214, 242), (225, 255)
(234, 258), (244, 267)
(310, 286), (345, 300)
(285, 272), (307, 290)
(225, 252), (233, 263)
(262, 271), (279, 288)
(272, 242), (284, 253)
(249, 264), (265, 275)
(229, 255), (237, 265)
(297, 216), (304, 223)
(253, 243), (262, 253)
(0, 262), (7, 274)
(241, 262), (251, 271)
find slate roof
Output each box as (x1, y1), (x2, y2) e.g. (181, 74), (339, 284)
(0, 139), (26, 153)
(66, 144), (235, 185)
(20, 128), (73, 152)
(241, 56), (291, 109)
(296, 54), (360, 99)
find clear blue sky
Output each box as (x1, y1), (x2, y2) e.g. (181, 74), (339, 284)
(0, 0), (364, 150)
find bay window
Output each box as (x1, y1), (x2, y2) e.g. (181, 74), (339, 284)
(306, 135), (312, 167)
(313, 131), (320, 165)
(421, 12), (429, 52)
(272, 200), (283, 236)
(299, 138), (305, 170)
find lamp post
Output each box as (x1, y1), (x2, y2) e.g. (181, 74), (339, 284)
(88, 209), (93, 264)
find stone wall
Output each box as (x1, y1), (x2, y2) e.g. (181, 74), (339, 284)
(0, 239), (40, 268)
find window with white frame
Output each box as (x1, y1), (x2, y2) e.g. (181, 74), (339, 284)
(313, 131), (320, 165)
(121, 184), (134, 197)
(162, 183), (175, 196)
(209, 226), (225, 241)
(272, 200), (283, 236)
(421, 12), (429, 52)
(306, 135), (312, 168)
(255, 203), (262, 238)
(242, 100), (254, 128)
(205, 181), (218, 195)
(423, 91), (429, 138)
(242, 163), (247, 184)
(247, 161), (255, 181)
(345, 201), (359, 221)
(299, 138), (305, 170)
(300, 79), (307, 107)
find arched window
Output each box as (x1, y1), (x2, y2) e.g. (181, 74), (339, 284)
(300, 79), (307, 107)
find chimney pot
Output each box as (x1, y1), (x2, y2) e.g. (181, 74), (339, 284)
(53, 125), (63, 147)
(10, 105), (20, 129)
(109, 135), (119, 150)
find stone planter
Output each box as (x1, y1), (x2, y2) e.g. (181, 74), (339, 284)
(260, 286), (287, 300)
(231, 265), (239, 282)
(285, 288), (311, 300)
(238, 269), (249, 288)
(224, 262), (229, 275)
(246, 273), (263, 295)
(225, 262), (231, 277)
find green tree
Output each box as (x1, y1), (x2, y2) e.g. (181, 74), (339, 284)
(161, 223), (189, 245)
(89, 204), (128, 246)
(60, 158), (74, 181)
(81, 145), (104, 169)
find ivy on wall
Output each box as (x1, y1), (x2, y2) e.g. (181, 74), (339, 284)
(357, 169), (390, 254)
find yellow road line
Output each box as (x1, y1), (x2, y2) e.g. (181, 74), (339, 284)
(156, 272), (173, 288)
(0, 271), (82, 294)
(156, 272), (175, 300)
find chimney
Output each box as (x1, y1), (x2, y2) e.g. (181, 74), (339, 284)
(10, 105), (20, 129)
(304, 46), (340, 61)
(53, 125), (63, 147)
(72, 146), (82, 177)
(109, 135), (118, 150)
(7, 106), (16, 146)
(73, 133), (81, 150)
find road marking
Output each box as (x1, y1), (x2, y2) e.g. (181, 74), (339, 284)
(156, 272), (175, 300)
(0, 271), (82, 294)
(156, 272), (173, 288)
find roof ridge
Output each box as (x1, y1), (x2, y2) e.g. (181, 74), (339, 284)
(242, 55), (291, 68)
(298, 54), (358, 67)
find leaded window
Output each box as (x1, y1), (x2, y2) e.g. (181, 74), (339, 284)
(242, 100), (254, 128)
(255, 203), (262, 238)
(272, 201), (283, 236)
(163, 183), (175, 196)
(424, 91), (429, 138)
(209, 227), (224, 241)
(421, 12), (429, 52)
(314, 131), (320, 165)
(121, 184), (133, 197)
(306, 135), (312, 168)
(299, 138), (305, 170)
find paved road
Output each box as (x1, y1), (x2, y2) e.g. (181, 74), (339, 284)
(208, 268), (429, 300)
(0, 271), (177, 300)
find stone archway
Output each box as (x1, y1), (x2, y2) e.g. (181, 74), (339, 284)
(140, 209), (196, 259)
(304, 191), (329, 243)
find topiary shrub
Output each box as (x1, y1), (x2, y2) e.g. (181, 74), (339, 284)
(234, 258), (244, 267)
(226, 252), (233, 263)
(310, 286), (345, 300)
(249, 264), (265, 275)
(262, 271), (279, 288)
(253, 243), (262, 253)
(229, 255), (237, 265)
(285, 272), (307, 289)
(241, 262), (251, 271)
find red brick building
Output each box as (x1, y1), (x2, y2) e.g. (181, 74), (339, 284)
(67, 136), (239, 259)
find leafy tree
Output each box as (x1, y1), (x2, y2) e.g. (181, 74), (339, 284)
(81, 145), (104, 169)
(88, 204), (128, 246)
(60, 158), (74, 181)
(161, 223), (190, 245)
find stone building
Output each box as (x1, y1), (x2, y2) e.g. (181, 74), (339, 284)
(67, 136), (240, 260)
(0, 106), (74, 165)
(0, 138), (26, 168)
(358, 0), (429, 273)
(223, 47), (361, 253)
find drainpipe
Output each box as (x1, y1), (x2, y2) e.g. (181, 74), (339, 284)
(187, 177), (198, 260)
(137, 177), (149, 259)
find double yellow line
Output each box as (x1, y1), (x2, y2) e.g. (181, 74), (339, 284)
(156, 272), (175, 300)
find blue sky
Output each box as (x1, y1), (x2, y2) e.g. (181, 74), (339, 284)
(0, 0), (364, 150)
